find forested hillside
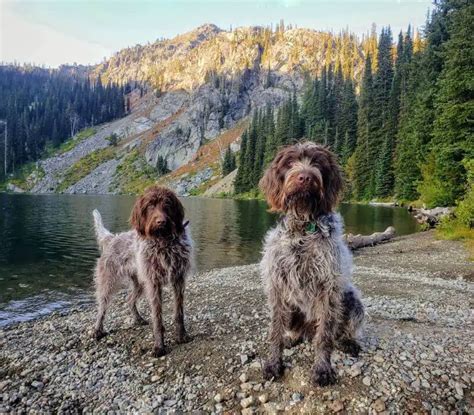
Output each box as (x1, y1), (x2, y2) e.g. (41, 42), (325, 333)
(235, 0), (473, 210)
(0, 66), (125, 180)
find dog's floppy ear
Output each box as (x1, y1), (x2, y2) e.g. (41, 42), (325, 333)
(259, 150), (287, 212)
(130, 194), (148, 237)
(306, 145), (344, 213)
(166, 191), (185, 235)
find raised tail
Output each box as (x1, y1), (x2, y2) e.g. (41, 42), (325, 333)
(93, 209), (113, 250)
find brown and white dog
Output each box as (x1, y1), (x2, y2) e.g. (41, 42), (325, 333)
(92, 185), (193, 357)
(259, 142), (364, 386)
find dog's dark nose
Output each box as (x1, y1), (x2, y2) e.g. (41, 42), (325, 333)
(297, 172), (311, 184)
(156, 219), (166, 227)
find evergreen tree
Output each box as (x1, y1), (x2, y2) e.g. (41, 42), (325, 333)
(234, 130), (249, 193)
(222, 145), (236, 176)
(156, 156), (170, 176)
(353, 54), (375, 200)
(419, 0), (474, 207)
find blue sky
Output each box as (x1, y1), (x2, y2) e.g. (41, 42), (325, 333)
(1, 0), (433, 67)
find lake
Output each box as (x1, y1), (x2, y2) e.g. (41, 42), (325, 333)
(0, 193), (419, 326)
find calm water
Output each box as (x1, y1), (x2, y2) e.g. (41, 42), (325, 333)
(0, 193), (419, 326)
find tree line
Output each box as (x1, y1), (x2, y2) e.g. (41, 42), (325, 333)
(235, 0), (473, 208)
(0, 66), (126, 180)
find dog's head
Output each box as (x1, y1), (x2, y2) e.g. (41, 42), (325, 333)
(130, 185), (185, 239)
(259, 142), (343, 219)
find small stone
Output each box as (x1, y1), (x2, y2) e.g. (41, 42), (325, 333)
(363, 376), (371, 386)
(241, 396), (254, 408)
(239, 373), (248, 383)
(330, 400), (344, 412)
(372, 399), (386, 412)
(31, 381), (44, 390)
(258, 394), (268, 404)
(151, 375), (160, 382)
(241, 382), (253, 391)
(214, 393), (222, 403)
(454, 382), (464, 397)
(283, 349), (294, 357)
(291, 392), (303, 402)
(374, 354), (384, 363)
(250, 361), (262, 369)
(350, 365), (362, 377)
(241, 409), (254, 415)
(240, 354), (249, 365)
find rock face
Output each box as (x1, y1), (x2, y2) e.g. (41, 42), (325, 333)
(204, 169), (238, 197)
(21, 24), (367, 195)
(64, 159), (120, 194)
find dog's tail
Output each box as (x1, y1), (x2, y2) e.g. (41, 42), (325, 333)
(93, 209), (113, 250)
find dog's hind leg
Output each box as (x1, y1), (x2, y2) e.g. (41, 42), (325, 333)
(128, 275), (147, 326)
(172, 277), (189, 344)
(93, 260), (117, 340)
(263, 291), (290, 380)
(337, 289), (364, 357)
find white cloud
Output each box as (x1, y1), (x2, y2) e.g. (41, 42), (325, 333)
(0, 5), (112, 67)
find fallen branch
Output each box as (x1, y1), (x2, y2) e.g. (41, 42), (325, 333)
(411, 207), (452, 228)
(343, 226), (396, 250)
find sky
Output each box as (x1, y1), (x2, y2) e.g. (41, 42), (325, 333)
(1, 0), (433, 68)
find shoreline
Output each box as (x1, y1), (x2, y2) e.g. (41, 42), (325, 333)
(1, 231), (472, 413)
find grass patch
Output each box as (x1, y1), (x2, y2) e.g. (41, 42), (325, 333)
(436, 159), (474, 260)
(437, 218), (474, 260)
(2, 162), (45, 191)
(44, 128), (96, 157)
(57, 147), (115, 192)
(234, 189), (265, 201)
(113, 150), (157, 194)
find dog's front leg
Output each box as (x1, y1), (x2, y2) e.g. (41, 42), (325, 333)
(145, 277), (166, 357)
(172, 277), (190, 344)
(263, 291), (288, 380)
(311, 296), (339, 387)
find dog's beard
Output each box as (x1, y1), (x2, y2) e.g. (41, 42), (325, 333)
(284, 190), (318, 220)
(146, 222), (174, 240)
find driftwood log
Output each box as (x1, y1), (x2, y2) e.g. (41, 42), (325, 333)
(343, 226), (396, 250)
(411, 207), (452, 228)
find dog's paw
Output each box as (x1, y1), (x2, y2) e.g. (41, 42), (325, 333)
(311, 366), (337, 387)
(152, 346), (168, 358)
(175, 333), (192, 344)
(339, 339), (361, 357)
(94, 329), (107, 341)
(263, 359), (284, 380)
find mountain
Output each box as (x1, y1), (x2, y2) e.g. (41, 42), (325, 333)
(2, 23), (370, 195)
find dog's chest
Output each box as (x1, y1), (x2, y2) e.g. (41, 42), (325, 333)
(139, 239), (191, 282)
(262, 227), (342, 290)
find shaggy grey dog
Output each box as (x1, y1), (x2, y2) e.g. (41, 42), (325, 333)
(92, 185), (193, 357)
(259, 142), (364, 387)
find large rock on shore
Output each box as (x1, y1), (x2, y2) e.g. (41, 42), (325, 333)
(0, 231), (472, 413)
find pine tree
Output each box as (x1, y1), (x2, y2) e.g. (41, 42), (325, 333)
(234, 130), (249, 193)
(419, 0), (474, 207)
(372, 27), (394, 198)
(353, 54), (375, 200)
(222, 145), (236, 176)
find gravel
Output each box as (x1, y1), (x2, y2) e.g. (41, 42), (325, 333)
(0, 231), (472, 413)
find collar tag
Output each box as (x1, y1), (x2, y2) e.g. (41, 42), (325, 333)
(305, 222), (318, 233)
